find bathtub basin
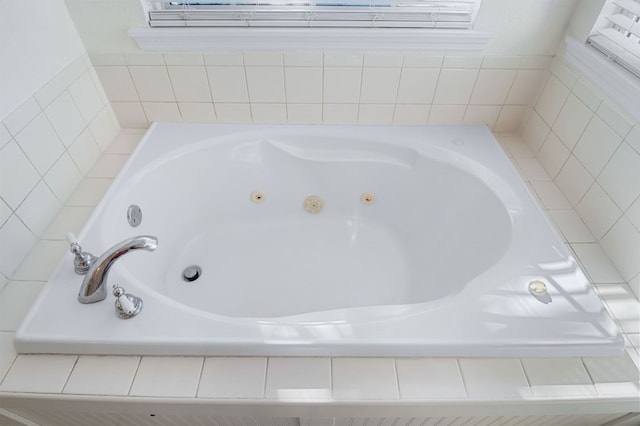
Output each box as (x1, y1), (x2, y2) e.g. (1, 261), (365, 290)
(15, 123), (623, 356)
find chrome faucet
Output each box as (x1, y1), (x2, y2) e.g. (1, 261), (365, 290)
(78, 236), (158, 304)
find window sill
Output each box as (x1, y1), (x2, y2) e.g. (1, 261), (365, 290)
(128, 27), (491, 52)
(564, 37), (640, 123)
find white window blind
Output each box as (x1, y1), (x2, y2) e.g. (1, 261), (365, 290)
(143, 0), (481, 29)
(588, 0), (640, 78)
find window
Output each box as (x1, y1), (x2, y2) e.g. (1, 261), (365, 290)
(588, 0), (640, 78)
(143, 0), (481, 29)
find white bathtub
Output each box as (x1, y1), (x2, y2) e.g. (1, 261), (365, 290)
(16, 124), (623, 356)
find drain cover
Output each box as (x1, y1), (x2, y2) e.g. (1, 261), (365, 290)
(182, 265), (202, 282)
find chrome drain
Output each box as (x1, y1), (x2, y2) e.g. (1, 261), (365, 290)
(182, 265), (202, 282)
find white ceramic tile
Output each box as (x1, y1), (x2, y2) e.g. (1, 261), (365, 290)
(597, 283), (640, 333)
(548, 210), (595, 243)
(402, 54), (443, 68)
(129, 357), (203, 397)
(0, 332), (17, 382)
(198, 357), (266, 399)
(178, 103), (217, 122)
(552, 94), (593, 150)
(599, 143), (640, 212)
(44, 153), (83, 202)
(433, 69), (478, 105)
(505, 70), (547, 105)
(493, 106), (527, 133)
(393, 104), (429, 125)
(574, 117), (622, 178)
(360, 52), (400, 68)
(626, 126), (640, 154)
(42, 206), (94, 240)
(0, 354), (77, 393)
(521, 111), (549, 154)
(284, 51), (323, 67)
(628, 197), (640, 232)
(111, 102), (148, 129)
(15, 113), (65, 175)
(0, 125), (10, 149)
(530, 181), (572, 210)
(0, 215), (37, 277)
(203, 51), (244, 66)
(44, 92), (86, 148)
(265, 358), (331, 400)
(358, 104), (394, 125)
(482, 56), (522, 69)
(332, 358), (399, 400)
(124, 52), (165, 66)
(555, 155), (594, 207)
(214, 103), (252, 123)
(600, 217), (640, 281)
(207, 66), (249, 103)
(284, 67), (322, 104)
(142, 102), (182, 123)
(66, 178), (112, 207)
(396, 68), (439, 104)
(521, 358), (596, 397)
(104, 132), (143, 155)
(11, 240), (67, 282)
(0, 141), (41, 210)
(572, 78), (603, 112)
(535, 75), (570, 127)
(459, 358), (532, 399)
(68, 73), (105, 123)
(64, 356), (140, 395)
(167, 66), (212, 102)
(442, 56), (483, 69)
(552, 62), (578, 89)
(3, 98), (41, 136)
(95, 66), (139, 102)
(538, 132), (570, 179)
(359, 68), (401, 104)
(582, 351), (640, 396)
(576, 183), (623, 240)
(287, 104), (322, 124)
(60, 57), (88, 86)
(34, 75), (67, 109)
(520, 55), (553, 69)
(470, 69), (517, 105)
(395, 358), (466, 399)
(163, 53), (204, 66)
(462, 105), (501, 128)
(570, 243), (624, 284)
(323, 68), (361, 104)
(597, 102), (634, 138)
(68, 129), (102, 175)
(128, 66), (175, 102)
(0, 282), (45, 332)
(514, 157), (551, 181)
(250, 104), (287, 123)
(243, 51), (283, 66)
(0, 199), (11, 228)
(245, 67), (286, 103)
(87, 154), (128, 179)
(322, 104), (358, 124)
(427, 105), (466, 125)
(15, 181), (61, 237)
(323, 52), (363, 67)
(90, 53), (126, 66)
(89, 107), (120, 152)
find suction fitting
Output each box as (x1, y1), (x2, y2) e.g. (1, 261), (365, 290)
(127, 205), (142, 227)
(528, 280), (552, 304)
(361, 192), (376, 204)
(182, 265), (202, 282)
(303, 195), (324, 213)
(251, 191), (266, 203)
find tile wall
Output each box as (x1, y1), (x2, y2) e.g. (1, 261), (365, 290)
(91, 51), (552, 131)
(522, 58), (640, 297)
(0, 54), (120, 288)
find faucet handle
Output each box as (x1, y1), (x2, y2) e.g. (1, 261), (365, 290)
(67, 232), (97, 275)
(113, 285), (143, 319)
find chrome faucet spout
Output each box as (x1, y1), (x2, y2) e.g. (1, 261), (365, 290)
(78, 235), (158, 304)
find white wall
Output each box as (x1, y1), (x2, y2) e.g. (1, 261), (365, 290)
(0, 0), (86, 121)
